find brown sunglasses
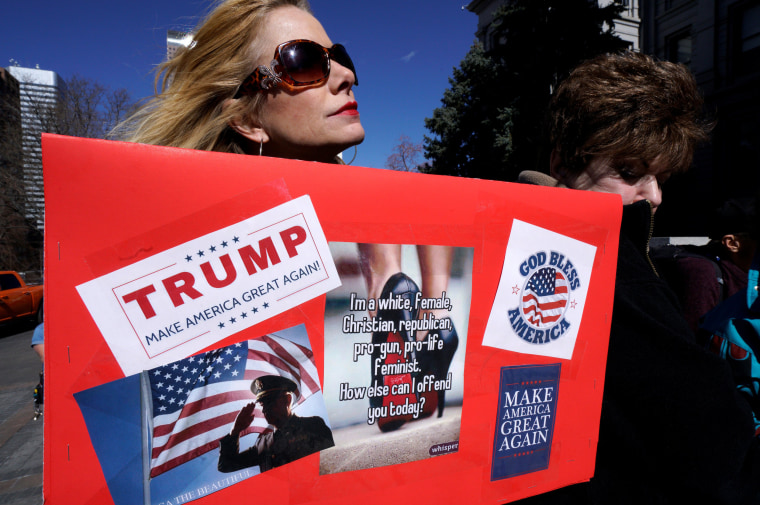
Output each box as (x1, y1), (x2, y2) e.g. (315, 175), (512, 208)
(235, 39), (358, 97)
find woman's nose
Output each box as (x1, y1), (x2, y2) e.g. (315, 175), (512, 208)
(637, 176), (662, 212)
(329, 61), (356, 93)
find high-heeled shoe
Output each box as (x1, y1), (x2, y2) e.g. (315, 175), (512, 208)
(369, 273), (420, 432)
(371, 330), (418, 432)
(376, 272), (420, 344)
(416, 319), (458, 418)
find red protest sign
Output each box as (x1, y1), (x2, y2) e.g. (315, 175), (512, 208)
(42, 133), (621, 505)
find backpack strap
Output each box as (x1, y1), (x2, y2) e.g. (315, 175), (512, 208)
(711, 258), (725, 302)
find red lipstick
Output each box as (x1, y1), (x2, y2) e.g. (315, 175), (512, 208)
(333, 101), (359, 116)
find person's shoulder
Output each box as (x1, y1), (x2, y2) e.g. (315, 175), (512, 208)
(290, 415), (331, 436)
(31, 323), (44, 347)
(292, 415), (328, 427)
(516, 170), (566, 188)
(674, 254), (724, 287)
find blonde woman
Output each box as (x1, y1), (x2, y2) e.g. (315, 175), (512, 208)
(119, 0), (364, 161)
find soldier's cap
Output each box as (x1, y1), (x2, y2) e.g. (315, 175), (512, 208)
(251, 375), (298, 404)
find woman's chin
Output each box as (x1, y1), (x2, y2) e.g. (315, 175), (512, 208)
(343, 125), (365, 146)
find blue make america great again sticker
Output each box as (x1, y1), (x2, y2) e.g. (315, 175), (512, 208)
(491, 363), (560, 481)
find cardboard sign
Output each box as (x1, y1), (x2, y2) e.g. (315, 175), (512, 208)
(42, 134), (621, 505)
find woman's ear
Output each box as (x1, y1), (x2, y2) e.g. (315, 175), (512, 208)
(223, 98), (269, 144)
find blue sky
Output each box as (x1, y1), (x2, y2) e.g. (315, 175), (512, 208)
(4, 0), (479, 169)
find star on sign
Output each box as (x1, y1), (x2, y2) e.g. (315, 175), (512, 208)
(512, 284), (520, 294)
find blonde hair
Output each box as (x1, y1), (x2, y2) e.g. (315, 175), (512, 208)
(114, 0), (311, 153)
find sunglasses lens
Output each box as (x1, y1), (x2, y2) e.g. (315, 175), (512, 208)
(330, 44), (358, 85)
(280, 41), (329, 84)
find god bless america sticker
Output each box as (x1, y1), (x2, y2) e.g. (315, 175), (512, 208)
(483, 220), (597, 360)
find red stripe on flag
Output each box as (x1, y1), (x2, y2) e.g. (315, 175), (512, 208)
(153, 390), (253, 437)
(150, 440), (220, 477)
(152, 411), (238, 459)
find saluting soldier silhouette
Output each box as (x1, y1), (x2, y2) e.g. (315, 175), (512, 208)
(218, 375), (334, 473)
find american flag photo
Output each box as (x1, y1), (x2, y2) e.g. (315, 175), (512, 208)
(148, 334), (320, 477)
(521, 267), (569, 327)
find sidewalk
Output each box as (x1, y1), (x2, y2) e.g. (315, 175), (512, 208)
(0, 325), (44, 505)
(320, 406), (462, 474)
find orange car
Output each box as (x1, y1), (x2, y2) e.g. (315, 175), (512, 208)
(0, 271), (43, 324)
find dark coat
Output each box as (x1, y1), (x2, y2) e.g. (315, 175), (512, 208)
(218, 414), (334, 473)
(515, 197), (760, 505)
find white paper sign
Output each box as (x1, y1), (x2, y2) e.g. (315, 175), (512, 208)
(482, 220), (597, 360)
(77, 196), (339, 375)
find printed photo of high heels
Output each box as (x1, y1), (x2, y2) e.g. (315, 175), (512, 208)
(321, 242), (472, 473)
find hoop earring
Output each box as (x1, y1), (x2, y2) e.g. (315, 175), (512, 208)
(259, 139), (263, 156)
(346, 145), (357, 165)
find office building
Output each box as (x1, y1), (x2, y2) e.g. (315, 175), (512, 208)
(6, 66), (64, 230)
(467, 0), (641, 52)
(640, 0), (760, 235)
(167, 30), (194, 60)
